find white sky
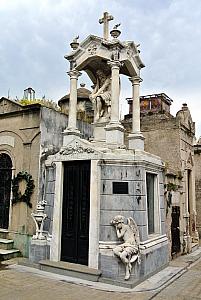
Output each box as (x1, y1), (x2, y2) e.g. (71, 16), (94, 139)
(0, 0), (200, 138)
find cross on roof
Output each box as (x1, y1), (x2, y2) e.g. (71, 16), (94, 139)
(99, 12), (113, 40)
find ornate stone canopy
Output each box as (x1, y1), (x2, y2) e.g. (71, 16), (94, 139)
(64, 12), (145, 150)
(65, 35), (145, 82)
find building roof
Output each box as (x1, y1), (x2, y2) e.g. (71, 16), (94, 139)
(140, 93), (173, 105)
(58, 84), (91, 105)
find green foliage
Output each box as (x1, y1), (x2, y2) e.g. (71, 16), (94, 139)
(19, 98), (60, 111)
(165, 182), (178, 191)
(12, 171), (35, 208)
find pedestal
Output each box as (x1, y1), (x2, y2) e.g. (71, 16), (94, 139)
(29, 239), (50, 263)
(92, 120), (108, 143)
(128, 132), (145, 150)
(105, 123), (125, 147)
(63, 128), (81, 146)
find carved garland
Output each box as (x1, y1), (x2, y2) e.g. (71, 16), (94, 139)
(12, 171), (35, 208)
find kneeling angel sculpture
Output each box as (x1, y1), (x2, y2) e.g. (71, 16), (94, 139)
(111, 215), (141, 280)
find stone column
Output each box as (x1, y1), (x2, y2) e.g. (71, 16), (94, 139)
(109, 60), (121, 124)
(128, 76), (144, 150)
(105, 60), (124, 147)
(63, 69), (81, 146)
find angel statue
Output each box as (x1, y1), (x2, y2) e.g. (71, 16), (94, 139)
(89, 69), (111, 122)
(110, 215), (141, 280)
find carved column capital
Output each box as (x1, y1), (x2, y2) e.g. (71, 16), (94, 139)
(129, 76), (143, 86)
(107, 60), (122, 70)
(67, 69), (82, 79)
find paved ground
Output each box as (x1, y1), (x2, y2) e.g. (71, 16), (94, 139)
(153, 259), (201, 300)
(0, 249), (201, 300)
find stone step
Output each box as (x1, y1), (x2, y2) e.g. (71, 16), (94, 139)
(0, 238), (14, 250)
(0, 249), (20, 261)
(192, 242), (199, 252)
(39, 260), (102, 282)
(0, 229), (9, 239)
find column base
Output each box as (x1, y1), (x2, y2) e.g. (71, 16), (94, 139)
(128, 132), (145, 150)
(63, 127), (81, 146)
(105, 122), (125, 147)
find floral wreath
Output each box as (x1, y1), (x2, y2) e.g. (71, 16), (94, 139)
(12, 171), (35, 208)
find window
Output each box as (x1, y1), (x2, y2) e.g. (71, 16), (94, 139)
(146, 172), (160, 235)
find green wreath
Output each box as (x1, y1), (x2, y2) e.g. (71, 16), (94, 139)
(12, 171), (35, 208)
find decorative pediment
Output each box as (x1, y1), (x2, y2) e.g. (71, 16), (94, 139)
(60, 142), (95, 155)
(46, 137), (104, 163)
(0, 97), (23, 114)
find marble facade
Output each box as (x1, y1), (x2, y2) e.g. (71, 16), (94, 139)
(30, 12), (169, 285)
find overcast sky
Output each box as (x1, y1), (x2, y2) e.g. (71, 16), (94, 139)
(0, 0), (200, 138)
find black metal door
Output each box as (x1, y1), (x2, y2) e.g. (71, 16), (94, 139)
(61, 160), (90, 265)
(171, 206), (181, 255)
(0, 153), (12, 229)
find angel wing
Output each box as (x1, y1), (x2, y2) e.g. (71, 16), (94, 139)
(127, 217), (140, 246)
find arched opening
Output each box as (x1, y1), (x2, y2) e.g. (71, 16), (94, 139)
(0, 153), (12, 229)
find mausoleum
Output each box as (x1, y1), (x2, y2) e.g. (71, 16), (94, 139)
(30, 12), (169, 286)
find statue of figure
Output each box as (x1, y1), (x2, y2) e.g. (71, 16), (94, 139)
(110, 215), (141, 280)
(89, 69), (111, 122)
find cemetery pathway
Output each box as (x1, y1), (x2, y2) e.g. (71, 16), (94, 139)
(0, 253), (201, 300)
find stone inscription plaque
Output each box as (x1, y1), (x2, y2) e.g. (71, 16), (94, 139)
(113, 182), (128, 194)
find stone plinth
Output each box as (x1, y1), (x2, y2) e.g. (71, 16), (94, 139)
(105, 123), (125, 147)
(63, 128), (81, 146)
(92, 120), (108, 143)
(29, 239), (50, 263)
(128, 132), (145, 150)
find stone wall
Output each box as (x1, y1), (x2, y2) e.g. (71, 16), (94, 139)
(194, 144), (201, 237)
(43, 166), (56, 236)
(99, 159), (168, 282)
(0, 103), (41, 256)
(38, 107), (93, 205)
(123, 105), (197, 256)
(100, 164), (146, 242)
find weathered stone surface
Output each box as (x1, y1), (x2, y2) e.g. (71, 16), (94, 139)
(46, 181), (55, 194)
(29, 241), (50, 263)
(100, 194), (146, 211)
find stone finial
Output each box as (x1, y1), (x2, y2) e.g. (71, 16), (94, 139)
(99, 12), (114, 40)
(31, 200), (47, 240)
(70, 35), (79, 50)
(110, 23), (121, 39)
(182, 103), (188, 110)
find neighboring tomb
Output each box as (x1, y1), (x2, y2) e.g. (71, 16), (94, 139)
(58, 83), (93, 123)
(0, 96), (92, 257)
(194, 138), (201, 237)
(123, 95), (199, 257)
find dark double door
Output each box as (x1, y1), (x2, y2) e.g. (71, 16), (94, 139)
(171, 206), (181, 255)
(0, 154), (12, 229)
(61, 160), (90, 265)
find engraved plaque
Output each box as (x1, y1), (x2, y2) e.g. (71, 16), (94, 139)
(113, 182), (128, 194)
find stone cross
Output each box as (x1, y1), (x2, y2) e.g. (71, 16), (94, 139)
(99, 12), (113, 40)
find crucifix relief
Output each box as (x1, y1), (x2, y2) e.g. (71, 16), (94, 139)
(99, 12), (113, 40)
